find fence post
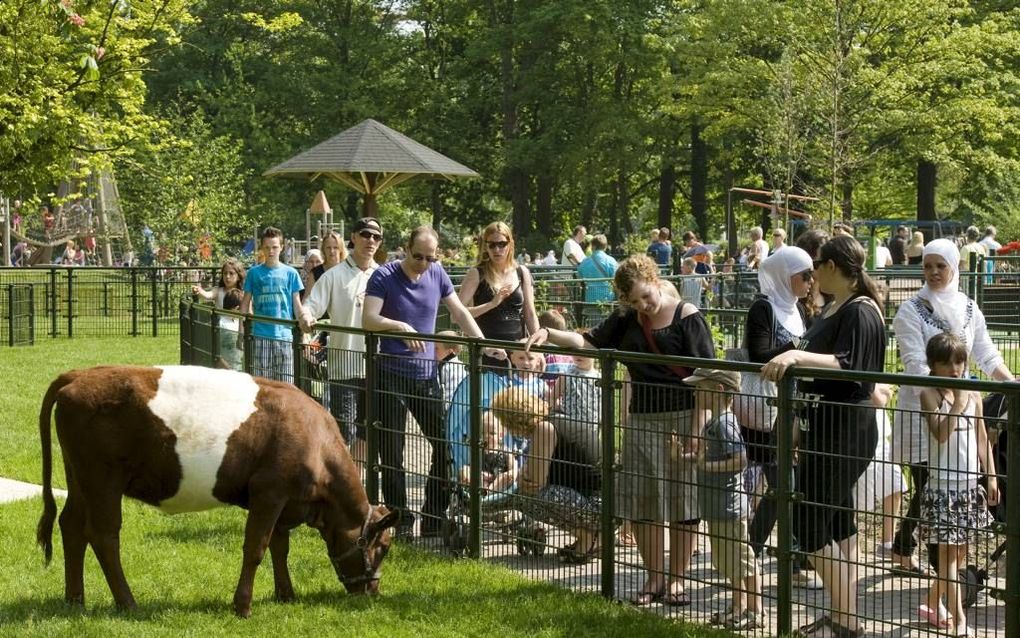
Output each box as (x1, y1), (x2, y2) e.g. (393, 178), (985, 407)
(150, 270), (158, 337)
(66, 268), (74, 339)
(774, 374), (796, 636)
(1006, 390), (1020, 637)
(6, 284), (13, 347)
(130, 269), (139, 337)
(186, 300), (197, 365)
(210, 306), (220, 366)
(291, 324), (304, 390)
(49, 267), (57, 337)
(976, 255), (985, 309)
(599, 352), (617, 599)
(242, 315), (254, 375)
(467, 341), (483, 558)
(363, 333), (379, 506)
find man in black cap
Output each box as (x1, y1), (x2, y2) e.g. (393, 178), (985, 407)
(300, 217), (384, 464)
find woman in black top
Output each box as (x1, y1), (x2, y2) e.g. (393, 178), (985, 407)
(761, 235), (886, 638)
(742, 247), (815, 560)
(459, 222), (540, 370)
(526, 254), (715, 606)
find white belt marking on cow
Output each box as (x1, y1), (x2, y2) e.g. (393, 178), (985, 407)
(148, 366), (259, 514)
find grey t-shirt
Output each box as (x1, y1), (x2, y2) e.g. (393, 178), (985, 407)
(697, 411), (749, 520)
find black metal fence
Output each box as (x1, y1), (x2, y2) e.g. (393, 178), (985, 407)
(179, 299), (1020, 637)
(5, 256), (1018, 345)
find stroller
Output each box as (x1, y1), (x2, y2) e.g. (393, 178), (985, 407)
(440, 370), (546, 557)
(959, 393), (1010, 608)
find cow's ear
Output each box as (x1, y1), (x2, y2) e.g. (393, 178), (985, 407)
(369, 507), (401, 536)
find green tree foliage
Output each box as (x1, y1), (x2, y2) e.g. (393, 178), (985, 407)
(0, 0), (192, 194)
(5, 0), (1019, 249)
(116, 110), (254, 261)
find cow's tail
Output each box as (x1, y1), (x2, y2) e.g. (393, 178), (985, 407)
(37, 373), (73, 565)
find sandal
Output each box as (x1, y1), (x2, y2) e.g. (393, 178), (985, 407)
(726, 609), (767, 631)
(660, 590), (690, 607)
(709, 606), (736, 625)
(792, 615), (830, 637)
(559, 540), (599, 564)
(631, 588), (662, 607)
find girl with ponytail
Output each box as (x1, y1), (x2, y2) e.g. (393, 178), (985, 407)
(758, 234), (887, 637)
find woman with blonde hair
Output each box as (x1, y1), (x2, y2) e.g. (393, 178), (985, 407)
(459, 222), (540, 371)
(906, 231), (925, 265)
(526, 253), (714, 605)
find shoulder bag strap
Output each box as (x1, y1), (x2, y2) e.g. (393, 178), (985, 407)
(639, 309), (693, 381)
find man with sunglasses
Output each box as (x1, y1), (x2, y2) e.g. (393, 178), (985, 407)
(300, 217), (385, 466)
(362, 225), (506, 539)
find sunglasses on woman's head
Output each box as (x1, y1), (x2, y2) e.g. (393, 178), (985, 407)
(358, 230), (382, 241)
(412, 253), (439, 263)
(487, 240), (510, 250)
(813, 259), (826, 269)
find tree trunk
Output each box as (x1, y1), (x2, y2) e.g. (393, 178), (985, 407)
(657, 161), (675, 232)
(841, 167), (853, 221)
(916, 160), (937, 240)
(581, 183), (597, 231)
(690, 124), (708, 240)
(535, 174), (553, 237)
(617, 168), (633, 238)
(430, 182), (443, 232)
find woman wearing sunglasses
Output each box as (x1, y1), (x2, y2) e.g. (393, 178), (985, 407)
(459, 221), (540, 372)
(741, 247), (816, 574)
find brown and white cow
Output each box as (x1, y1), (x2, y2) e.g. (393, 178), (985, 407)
(36, 365), (398, 617)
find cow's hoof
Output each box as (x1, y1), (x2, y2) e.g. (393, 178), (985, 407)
(234, 606), (252, 619)
(274, 590), (296, 603)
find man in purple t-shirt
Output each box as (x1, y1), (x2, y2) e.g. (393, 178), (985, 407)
(363, 226), (504, 538)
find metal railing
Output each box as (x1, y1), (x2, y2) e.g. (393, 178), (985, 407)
(179, 298), (1020, 637)
(5, 259), (1019, 345)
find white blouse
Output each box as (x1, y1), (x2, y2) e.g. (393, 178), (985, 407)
(891, 295), (1003, 464)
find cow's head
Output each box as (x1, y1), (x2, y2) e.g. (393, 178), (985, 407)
(316, 504), (399, 595)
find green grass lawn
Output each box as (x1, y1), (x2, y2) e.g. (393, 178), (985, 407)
(2, 335), (725, 637)
(2, 498), (719, 637)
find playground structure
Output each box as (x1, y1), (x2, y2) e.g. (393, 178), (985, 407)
(1, 166), (133, 267)
(725, 187), (817, 256)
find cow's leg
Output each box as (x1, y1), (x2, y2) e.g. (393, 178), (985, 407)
(58, 485), (88, 606)
(234, 497), (286, 618)
(268, 527), (295, 602)
(83, 487), (136, 610)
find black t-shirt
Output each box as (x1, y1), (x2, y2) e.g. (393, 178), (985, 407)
(584, 303), (715, 413)
(744, 297), (808, 363)
(799, 295), (886, 403)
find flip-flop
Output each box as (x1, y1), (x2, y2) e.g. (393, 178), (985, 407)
(631, 589), (662, 607)
(660, 591), (691, 607)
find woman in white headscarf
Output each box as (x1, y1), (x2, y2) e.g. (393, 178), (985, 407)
(742, 247), (815, 562)
(890, 238), (1014, 575)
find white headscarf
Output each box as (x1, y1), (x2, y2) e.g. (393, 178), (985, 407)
(918, 238), (968, 332)
(758, 246), (813, 336)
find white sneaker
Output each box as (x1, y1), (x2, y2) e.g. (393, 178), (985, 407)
(792, 570), (825, 589)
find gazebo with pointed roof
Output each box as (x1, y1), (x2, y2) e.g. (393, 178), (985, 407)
(264, 118), (479, 217)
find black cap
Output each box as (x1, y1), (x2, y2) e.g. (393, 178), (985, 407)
(352, 217), (383, 235)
